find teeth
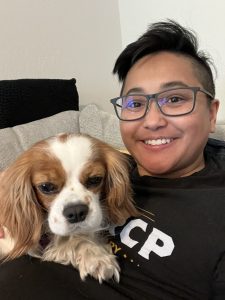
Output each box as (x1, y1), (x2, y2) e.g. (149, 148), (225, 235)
(144, 138), (173, 145)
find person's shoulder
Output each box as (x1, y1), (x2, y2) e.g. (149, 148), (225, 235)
(205, 138), (225, 157)
(205, 138), (225, 169)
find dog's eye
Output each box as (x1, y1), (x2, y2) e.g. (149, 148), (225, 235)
(37, 182), (59, 194)
(85, 176), (103, 188)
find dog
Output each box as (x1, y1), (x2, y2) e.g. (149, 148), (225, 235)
(0, 133), (138, 283)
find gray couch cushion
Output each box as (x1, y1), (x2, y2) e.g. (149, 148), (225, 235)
(79, 104), (125, 149)
(0, 110), (80, 170)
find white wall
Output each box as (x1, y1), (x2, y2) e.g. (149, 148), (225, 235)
(0, 0), (122, 113)
(118, 0), (225, 122)
(0, 0), (224, 122)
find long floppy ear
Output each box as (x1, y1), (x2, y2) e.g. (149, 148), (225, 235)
(103, 146), (139, 225)
(0, 151), (44, 260)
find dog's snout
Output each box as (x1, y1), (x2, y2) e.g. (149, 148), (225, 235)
(63, 204), (89, 224)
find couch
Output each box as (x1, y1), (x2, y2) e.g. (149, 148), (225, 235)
(0, 104), (124, 170)
(0, 102), (225, 171)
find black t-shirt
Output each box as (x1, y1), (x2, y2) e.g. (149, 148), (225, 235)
(108, 139), (225, 299)
(0, 138), (225, 300)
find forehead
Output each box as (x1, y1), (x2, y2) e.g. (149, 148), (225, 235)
(123, 52), (202, 94)
(49, 135), (93, 175)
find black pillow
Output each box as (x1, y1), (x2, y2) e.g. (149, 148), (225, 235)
(0, 78), (79, 128)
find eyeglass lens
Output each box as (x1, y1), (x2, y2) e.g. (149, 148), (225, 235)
(117, 88), (195, 120)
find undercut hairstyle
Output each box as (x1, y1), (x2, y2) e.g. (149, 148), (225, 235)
(113, 20), (216, 97)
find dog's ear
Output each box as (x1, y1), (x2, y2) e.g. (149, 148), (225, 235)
(103, 147), (139, 225)
(0, 151), (44, 260)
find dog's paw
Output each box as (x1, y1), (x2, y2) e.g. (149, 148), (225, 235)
(42, 236), (120, 283)
(77, 246), (120, 283)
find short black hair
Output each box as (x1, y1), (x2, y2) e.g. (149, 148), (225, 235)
(113, 20), (215, 97)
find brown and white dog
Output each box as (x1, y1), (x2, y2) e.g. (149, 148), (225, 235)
(0, 133), (138, 283)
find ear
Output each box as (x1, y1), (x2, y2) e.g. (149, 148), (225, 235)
(0, 154), (44, 260)
(103, 147), (139, 225)
(209, 99), (220, 133)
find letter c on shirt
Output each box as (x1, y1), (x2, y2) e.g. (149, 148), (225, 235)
(120, 219), (174, 260)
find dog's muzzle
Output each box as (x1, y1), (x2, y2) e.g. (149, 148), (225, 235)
(63, 203), (89, 224)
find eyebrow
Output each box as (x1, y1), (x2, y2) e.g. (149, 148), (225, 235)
(161, 81), (190, 89)
(125, 81), (190, 95)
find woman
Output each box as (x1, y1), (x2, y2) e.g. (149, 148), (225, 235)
(0, 20), (225, 300)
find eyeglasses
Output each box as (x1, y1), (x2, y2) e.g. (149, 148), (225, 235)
(110, 87), (214, 121)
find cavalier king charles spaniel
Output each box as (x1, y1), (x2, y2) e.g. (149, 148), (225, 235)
(0, 133), (138, 283)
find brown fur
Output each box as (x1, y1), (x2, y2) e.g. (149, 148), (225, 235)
(0, 133), (139, 282)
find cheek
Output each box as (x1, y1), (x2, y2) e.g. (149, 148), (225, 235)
(120, 122), (138, 144)
(173, 111), (211, 144)
(35, 191), (56, 209)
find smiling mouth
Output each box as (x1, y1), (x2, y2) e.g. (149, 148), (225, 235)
(144, 138), (174, 145)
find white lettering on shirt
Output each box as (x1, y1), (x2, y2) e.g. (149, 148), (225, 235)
(120, 219), (175, 259)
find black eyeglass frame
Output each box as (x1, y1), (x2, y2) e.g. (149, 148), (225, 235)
(110, 87), (214, 121)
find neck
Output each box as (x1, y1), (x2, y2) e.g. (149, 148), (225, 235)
(137, 157), (206, 178)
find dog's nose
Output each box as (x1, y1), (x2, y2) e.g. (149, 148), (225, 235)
(63, 204), (89, 224)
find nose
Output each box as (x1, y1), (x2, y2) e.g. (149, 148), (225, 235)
(143, 100), (167, 128)
(63, 203), (89, 223)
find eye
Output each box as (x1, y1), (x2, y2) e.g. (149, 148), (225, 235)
(168, 96), (183, 103)
(85, 176), (103, 188)
(122, 96), (146, 110)
(125, 100), (141, 108)
(37, 182), (59, 195)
